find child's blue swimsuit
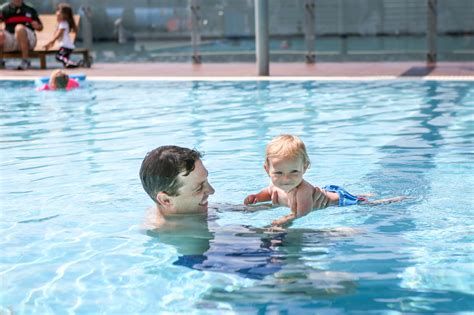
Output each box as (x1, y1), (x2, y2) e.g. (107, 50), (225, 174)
(323, 185), (366, 206)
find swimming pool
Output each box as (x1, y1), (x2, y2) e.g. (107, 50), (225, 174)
(1, 79), (473, 313)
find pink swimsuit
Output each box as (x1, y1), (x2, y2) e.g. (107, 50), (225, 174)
(37, 78), (80, 91)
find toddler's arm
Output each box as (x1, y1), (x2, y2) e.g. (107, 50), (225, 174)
(244, 187), (272, 205)
(272, 181), (315, 227)
(293, 180), (315, 217)
(44, 28), (64, 50)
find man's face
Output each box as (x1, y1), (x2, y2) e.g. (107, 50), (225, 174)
(265, 156), (307, 192)
(164, 159), (215, 216)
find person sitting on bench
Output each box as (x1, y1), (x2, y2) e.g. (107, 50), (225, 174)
(0, 0), (43, 70)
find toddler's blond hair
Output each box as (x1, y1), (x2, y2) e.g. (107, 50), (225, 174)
(265, 134), (310, 167)
(49, 69), (69, 89)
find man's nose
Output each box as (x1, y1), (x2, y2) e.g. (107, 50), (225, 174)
(205, 181), (215, 195)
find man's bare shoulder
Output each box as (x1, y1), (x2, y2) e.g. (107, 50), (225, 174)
(141, 205), (166, 231)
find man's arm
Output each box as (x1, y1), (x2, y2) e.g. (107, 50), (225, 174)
(0, 5), (5, 25)
(31, 8), (43, 31)
(363, 196), (408, 205)
(312, 186), (339, 209)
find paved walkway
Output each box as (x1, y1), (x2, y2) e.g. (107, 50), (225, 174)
(1, 62), (473, 79)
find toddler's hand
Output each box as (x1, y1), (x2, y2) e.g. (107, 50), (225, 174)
(272, 213), (296, 226)
(244, 194), (258, 205)
(265, 225), (286, 233)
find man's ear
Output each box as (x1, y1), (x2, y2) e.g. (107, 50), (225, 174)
(156, 191), (172, 207)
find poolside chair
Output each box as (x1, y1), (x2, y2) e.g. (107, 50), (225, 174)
(1, 14), (92, 69)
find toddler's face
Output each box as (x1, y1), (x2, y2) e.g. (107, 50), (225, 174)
(265, 156), (307, 192)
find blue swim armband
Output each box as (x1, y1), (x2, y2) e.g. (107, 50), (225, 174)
(323, 185), (366, 207)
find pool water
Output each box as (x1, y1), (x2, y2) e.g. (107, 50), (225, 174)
(1, 80), (473, 314)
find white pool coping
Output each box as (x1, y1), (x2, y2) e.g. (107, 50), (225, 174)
(1, 75), (474, 81)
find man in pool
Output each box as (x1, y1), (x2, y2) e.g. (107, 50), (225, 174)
(139, 145), (369, 285)
(139, 145), (332, 229)
(139, 145), (357, 281)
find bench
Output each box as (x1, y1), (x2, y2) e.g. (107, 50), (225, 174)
(1, 14), (92, 69)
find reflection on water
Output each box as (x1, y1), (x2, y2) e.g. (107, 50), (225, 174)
(145, 210), (360, 304)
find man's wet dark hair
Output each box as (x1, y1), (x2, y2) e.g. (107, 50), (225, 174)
(139, 146), (202, 202)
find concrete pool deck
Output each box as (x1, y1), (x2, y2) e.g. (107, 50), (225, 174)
(1, 61), (473, 80)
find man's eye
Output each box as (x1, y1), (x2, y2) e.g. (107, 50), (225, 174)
(196, 185), (204, 192)
(273, 172), (283, 175)
(291, 170), (299, 173)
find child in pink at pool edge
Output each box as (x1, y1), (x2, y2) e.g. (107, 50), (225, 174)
(244, 134), (406, 226)
(37, 69), (79, 91)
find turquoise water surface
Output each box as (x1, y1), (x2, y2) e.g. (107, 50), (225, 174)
(1, 80), (473, 314)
